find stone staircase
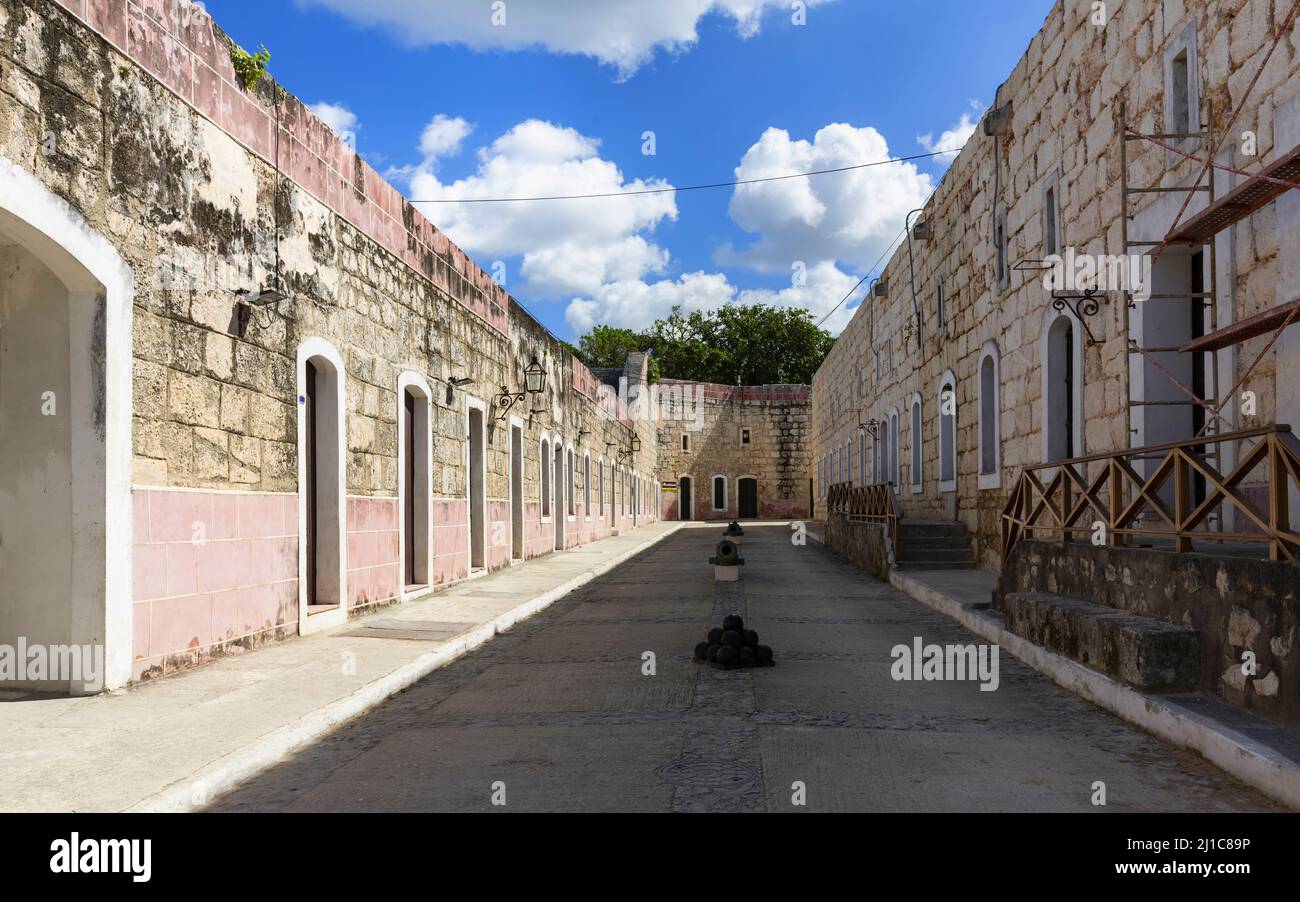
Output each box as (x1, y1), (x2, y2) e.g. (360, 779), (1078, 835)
(894, 521), (976, 570)
(1001, 592), (1200, 692)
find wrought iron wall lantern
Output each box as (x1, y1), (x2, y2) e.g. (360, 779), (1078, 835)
(1051, 287), (1105, 347)
(617, 434), (642, 459)
(495, 356), (546, 420)
(860, 417), (880, 438)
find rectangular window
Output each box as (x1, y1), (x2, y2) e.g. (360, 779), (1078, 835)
(741, 428), (751, 446)
(599, 462), (605, 515)
(681, 433), (690, 452)
(583, 455), (591, 516)
(994, 214), (1007, 287)
(712, 476), (726, 511)
(1044, 186), (1058, 255)
(568, 451), (575, 516)
(1170, 49), (1190, 135)
(937, 285), (945, 332)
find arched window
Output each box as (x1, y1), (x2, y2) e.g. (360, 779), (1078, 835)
(889, 408), (901, 487)
(909, 394), (923, 492)
(1042, 311), (1083, 463)
(878, 418), (889, 488)
(978, 341), (1002, 489)
(858, 428), (868, 486)
(540, 438), (551, 518)
(938, 371), (957, 492)
(872, 425), (882, 484)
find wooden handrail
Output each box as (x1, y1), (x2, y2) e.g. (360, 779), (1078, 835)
(1001, 426), (1300, 564)
(827, 481), (900, 557)
(1016, 425), (1289, 471)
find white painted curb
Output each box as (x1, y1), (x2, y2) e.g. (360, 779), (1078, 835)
(888, 569), (1300, 811)
(129, 522), (684, 813)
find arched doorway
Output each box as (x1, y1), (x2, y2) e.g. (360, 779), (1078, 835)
(0, 156), (133, 692)
(554, 441), (565, 550)
(738, 477), (758, 519)
(1042, 312), (1083, 463)
(510, 423), (523, 560)
(298, 339), (346, 632)
(679, 475), (693, 520)
(398, 374), (432, 593)
(467, 402), (486, 571)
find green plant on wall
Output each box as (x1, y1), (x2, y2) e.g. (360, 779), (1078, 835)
(230, 44), (271, 91)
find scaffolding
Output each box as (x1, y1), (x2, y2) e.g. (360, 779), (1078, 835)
(1119, 100), (1227, 531)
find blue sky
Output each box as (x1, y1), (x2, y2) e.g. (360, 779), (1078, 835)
(205, 0), (1052, 340)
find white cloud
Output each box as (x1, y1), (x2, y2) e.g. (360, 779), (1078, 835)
(409, 119), (677, 298)
(309, 101), (359, 149)
(917, 101), (984, 162)
(420, 114), (474, 159)
(403, 116), (914, 339)
(297, 0), (829, 79)
(720, 123), (934, 274)
(564, 260), (860, 336)
(566, 271), (735, 334)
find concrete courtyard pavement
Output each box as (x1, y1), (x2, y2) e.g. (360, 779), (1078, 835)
(210, 523), (1280, 812)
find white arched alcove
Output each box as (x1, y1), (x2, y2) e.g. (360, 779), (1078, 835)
(938, 370), (957, 494)
(909, 392), (924, 494)
(978, 340), (1002, 489)
(296, 337), (348, 635)
(889, 406), (901, 488)
(0, 154), (134, 692)
(397, 371), (433, 596)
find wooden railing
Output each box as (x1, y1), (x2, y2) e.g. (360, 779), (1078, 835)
(827, 481), (899, 556)
(1001, 425), (1300, 564)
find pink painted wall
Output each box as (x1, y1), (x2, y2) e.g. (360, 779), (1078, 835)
(132, 485), (661, 681)
(346, 496), (400, 610)
(432, 498), (469, 585)
(132, 488), (298, 680)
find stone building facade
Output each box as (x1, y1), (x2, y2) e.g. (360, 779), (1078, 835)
(0, 0), (662, 691)
(654, 380), (811, 521)
(810, 0), (1300, 570)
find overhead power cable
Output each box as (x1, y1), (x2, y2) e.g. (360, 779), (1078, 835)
(815, 226), (908, 328)
(409, 150), (952, 204)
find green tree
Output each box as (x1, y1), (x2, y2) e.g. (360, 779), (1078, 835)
(571, 304), (835, 384)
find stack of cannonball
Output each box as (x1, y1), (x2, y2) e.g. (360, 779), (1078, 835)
(694, 614), (774, 669)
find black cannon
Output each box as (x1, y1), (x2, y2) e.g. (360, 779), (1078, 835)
(709, 539), (744, 566)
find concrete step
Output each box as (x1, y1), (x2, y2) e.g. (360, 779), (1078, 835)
(895, 559), (977, 571)
(899, 535), (972, 550)
(1002, 592), (1200, 692)
(898, 521), (967, 539)
(897, 547), (976, 562)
